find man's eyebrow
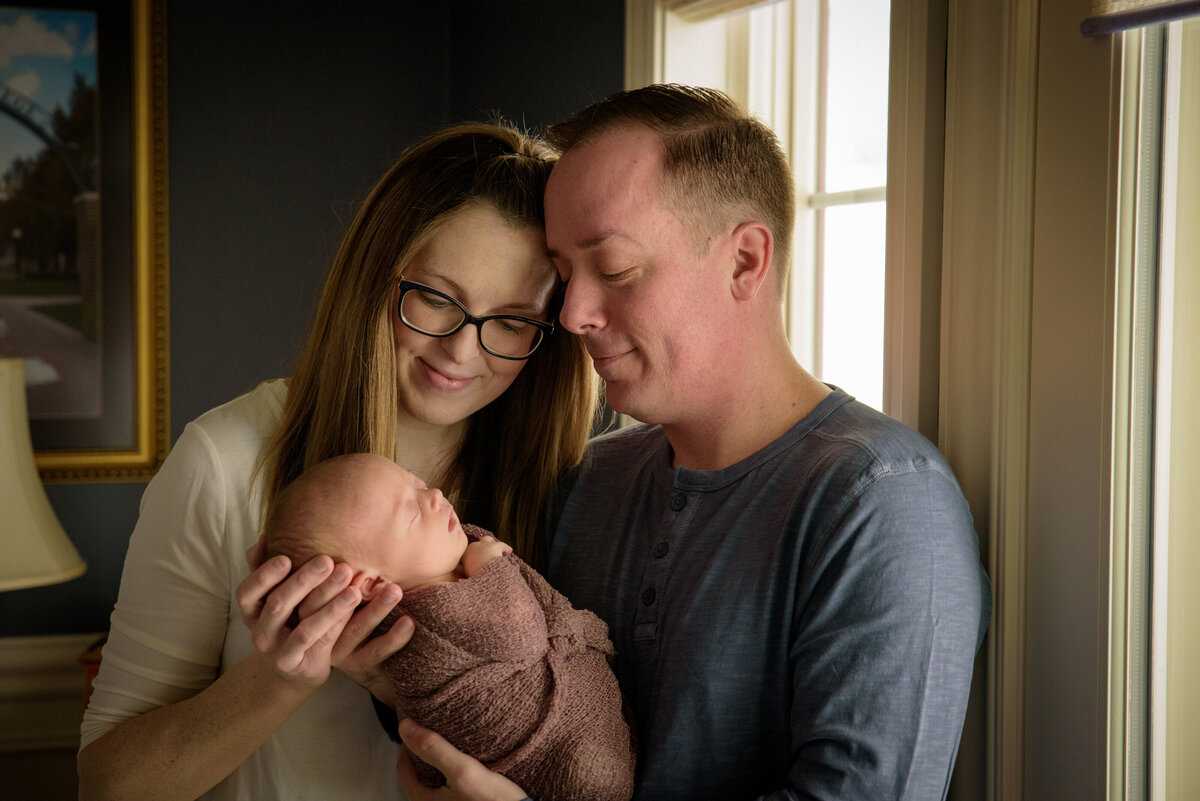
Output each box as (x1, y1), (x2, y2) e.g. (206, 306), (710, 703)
(547, 230), (621, 259)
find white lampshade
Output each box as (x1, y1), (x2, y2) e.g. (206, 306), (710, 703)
(0, 357), (86, 591)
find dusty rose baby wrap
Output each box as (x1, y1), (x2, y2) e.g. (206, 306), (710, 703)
(380, 525), (635, 801)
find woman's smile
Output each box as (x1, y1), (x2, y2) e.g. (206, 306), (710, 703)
(418, 358), (477, 392)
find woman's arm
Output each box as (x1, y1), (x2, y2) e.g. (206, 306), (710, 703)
(77, 405), (410, 800)
(79, 641), (331, 801)
(81, 550), (415, 800)
(79, 552), (363, 801)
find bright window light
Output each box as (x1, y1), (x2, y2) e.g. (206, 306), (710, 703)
(653, 0), (892, 411)
(820, 201), (886, 409)
(817, 0), (890, 410)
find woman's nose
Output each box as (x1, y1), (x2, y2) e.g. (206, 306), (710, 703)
(442, 323), (482, 363)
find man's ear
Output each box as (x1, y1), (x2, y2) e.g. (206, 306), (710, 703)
(729, 221), (774, 301)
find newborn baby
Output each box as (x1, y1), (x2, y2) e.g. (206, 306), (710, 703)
(265, 452), (635, 801)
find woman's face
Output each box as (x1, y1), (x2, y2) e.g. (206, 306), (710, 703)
(392, 202), (556, 431)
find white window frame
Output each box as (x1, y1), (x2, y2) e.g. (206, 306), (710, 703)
(631, 3), (1200, 800)
(625, 0), (936, 434)
(627, 3), (1016, 800)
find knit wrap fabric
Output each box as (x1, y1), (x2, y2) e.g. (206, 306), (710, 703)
(381, 524), (635, 801)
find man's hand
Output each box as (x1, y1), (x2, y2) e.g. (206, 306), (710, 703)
(396, 718), (528, 801)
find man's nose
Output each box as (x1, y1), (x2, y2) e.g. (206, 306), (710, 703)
(558, 277), (604, 334)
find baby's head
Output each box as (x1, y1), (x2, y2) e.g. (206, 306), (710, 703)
(264, 453), (469, 592)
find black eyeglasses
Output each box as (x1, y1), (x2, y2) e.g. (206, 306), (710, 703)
(397, 279), (554, 360)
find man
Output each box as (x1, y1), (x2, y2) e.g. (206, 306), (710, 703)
(399, 84), (991, 801)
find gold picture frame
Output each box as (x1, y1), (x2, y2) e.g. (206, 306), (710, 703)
(4, 0), (170, 483)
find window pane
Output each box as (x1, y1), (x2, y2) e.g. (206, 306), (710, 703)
(1159, 18), (1200, 800)
(820, 201), (885, 410)
(824, 0), (890, 192)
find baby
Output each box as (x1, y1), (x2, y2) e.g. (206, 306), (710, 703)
(264, 452), (635, 801)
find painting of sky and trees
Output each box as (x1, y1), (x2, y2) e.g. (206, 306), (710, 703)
(0, 7), (100, 419)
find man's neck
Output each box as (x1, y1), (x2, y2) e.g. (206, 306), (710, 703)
(664, 361), (830, 471)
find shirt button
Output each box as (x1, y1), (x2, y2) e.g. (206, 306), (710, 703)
(641, 587), (656, 606)
(653, 540), (669, 558)
(670, 494), (687, 511)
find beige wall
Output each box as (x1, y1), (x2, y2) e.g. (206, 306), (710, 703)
(943, 0), (1122, 798)
(1024, 1), (1116, 797)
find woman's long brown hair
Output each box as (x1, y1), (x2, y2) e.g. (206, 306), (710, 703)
(258, 122), (599, 561)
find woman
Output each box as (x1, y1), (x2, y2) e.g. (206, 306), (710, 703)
(78, 123), (599, 801)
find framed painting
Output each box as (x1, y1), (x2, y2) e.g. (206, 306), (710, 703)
(0, 0), (168, 482)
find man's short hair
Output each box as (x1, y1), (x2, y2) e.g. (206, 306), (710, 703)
(546, 84), (796, 283)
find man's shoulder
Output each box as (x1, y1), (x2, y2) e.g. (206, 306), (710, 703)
(583, 420), (667, 463)
(792, 399), (983, 566)
(549, 422), (666, 514)
(807, 396), (954, 483)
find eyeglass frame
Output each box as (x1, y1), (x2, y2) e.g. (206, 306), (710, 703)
(396, 279), (556, 361)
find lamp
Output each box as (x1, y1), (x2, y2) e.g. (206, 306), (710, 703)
(0, 357), (86, 590)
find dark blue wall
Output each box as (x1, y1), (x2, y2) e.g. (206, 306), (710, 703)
(0, 0), (623, 637)
(449, 1), (624, 127)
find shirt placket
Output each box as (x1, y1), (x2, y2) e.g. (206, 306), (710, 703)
(633, 485), (696, 642)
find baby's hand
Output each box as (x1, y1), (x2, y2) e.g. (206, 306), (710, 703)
(460, 536), (512, 578)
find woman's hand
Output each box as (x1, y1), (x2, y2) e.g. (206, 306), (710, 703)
(236, 536), (414, 696)
(330, 580), (415, 705)
(396, 718), (528, 801)
(235, 544), (361, 686)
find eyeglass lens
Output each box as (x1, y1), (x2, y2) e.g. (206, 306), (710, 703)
(400, 286), (544, 358)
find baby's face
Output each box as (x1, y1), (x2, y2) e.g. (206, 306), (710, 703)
(358, 462), (468, 590)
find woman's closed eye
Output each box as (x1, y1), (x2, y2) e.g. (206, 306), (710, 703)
(494, 318), (530, 336)
(416, 289), (452, 310)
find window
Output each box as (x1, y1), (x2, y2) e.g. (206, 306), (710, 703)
(1110, 16), (1200, 801)
(628, 0), (892, 410)
(1153, 21), (1200, 800)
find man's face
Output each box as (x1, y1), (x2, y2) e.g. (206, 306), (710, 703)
(545, 126), (735, 425)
